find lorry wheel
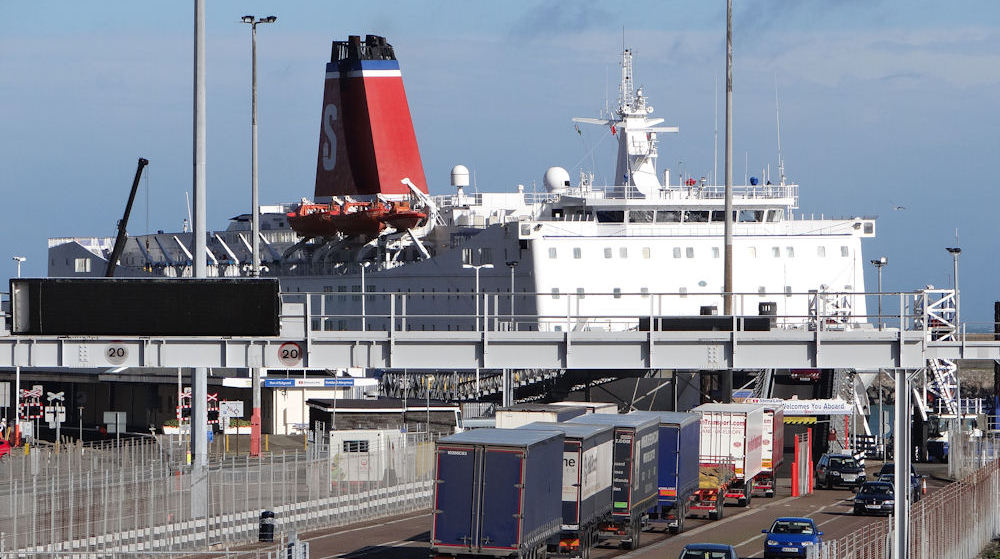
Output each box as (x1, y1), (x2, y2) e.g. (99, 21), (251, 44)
(630, 519), (641, 549)
(765, 490), (775, 498)
(737, 497), (747, 507)
(708, 510), (718, 521)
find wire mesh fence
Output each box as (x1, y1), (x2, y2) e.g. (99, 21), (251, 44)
(0, 433), (435, 555)
(812, 457), (1000, 559)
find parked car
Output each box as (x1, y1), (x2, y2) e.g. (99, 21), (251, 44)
(762, 517), (823, 558)
(853, 481), (895, 515)
(878, 462), (918, 477)
(0, 439), (10, 460)
(815, 453), (866, 489)
(877, 473), (921, 502)
(678, 543), (739, 559)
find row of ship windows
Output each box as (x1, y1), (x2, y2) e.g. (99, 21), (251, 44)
(548, 285), (854, 299)
(547, 245), (851, 260)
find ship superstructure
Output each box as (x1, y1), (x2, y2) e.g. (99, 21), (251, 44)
(49, 35), (875, 334)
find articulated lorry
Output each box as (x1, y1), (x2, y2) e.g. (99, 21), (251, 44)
(567, 413), (659, 549)
(690, 403), (764, 514)
(518, 421), (613, 559)
(431, 429), (563, 559)
(628, 411), (701, 534)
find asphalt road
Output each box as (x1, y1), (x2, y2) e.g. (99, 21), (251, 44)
(285, 461), (949, 559)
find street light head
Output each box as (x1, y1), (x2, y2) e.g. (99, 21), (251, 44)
(462, 264), (474, 270)
(481, 264), (494, 270)
(242, 15), (254, 23)
(264, 16), (277, 23)
(946, 247), (961, 255)
(12, 256), (26, 263)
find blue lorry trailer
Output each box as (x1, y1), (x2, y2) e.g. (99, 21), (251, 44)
(627, 411), (701, 534)
(517, 422), (614, 559)
(431, 428), (563, 559)
(566, 413), (659, 550)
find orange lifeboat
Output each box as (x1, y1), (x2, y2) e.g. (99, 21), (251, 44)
(382, 201), (427, 230)
(330, 201), (389, 237)
(286, 203), (343, 237)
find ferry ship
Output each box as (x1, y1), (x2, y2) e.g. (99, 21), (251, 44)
(49, 34), (876, 335)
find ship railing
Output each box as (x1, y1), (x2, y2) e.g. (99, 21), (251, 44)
(280, 287), (970, 339)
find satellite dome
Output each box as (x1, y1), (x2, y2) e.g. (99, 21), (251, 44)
(543, 166), (570, 193)
(451, 165), (470, 188)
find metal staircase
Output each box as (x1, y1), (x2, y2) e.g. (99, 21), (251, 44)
(914, 289), (960, 415)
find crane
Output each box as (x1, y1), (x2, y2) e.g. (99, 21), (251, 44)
(105, 157), (149, 277)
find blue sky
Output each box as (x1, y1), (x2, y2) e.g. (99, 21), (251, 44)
(2, 1), (999, 326)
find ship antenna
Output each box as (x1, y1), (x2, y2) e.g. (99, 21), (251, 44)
(185, 191), (194, 231)
(775, 76), (786, 186)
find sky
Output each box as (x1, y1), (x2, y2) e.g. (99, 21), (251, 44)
(1, 1), (999, 326)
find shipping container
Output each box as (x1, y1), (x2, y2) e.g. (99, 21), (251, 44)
(627, 411), (700, 534)
(691, 403), (765, 507)
(496, 403), (589, 429)
(431, 428), (563, 559)
(517, 421), (613, 557)
(755, 403), (785, 497)
(549, 401), (619, 415)
(566, 413), (658, 549)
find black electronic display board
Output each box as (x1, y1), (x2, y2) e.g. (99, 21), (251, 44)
(10, 278), (280, 336)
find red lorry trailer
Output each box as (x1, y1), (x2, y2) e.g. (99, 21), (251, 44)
(689, 403), (765, 516)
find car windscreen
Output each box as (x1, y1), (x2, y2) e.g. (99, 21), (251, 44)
(859, 484), (893, 495)
(770, 520), (815, 534)
(829, 457), (858, 469)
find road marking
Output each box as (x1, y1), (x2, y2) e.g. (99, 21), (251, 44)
(616, 495), (800, 559)
(319, 539), (408, 559)
(734, 502), (834, 550)
(304, 513), (430, 543)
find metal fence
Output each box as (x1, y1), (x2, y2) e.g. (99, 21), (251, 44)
(812, 456), (1000, 559)
(0, 434), (435, 555)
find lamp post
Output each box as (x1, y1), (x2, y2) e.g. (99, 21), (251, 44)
(360, 261), (371, 331)
(506, 260), (518, 326)
(242, 14), (275, 458)
(946, 247), (961, 328)
(870, 256), (887, 330)
(425, 374), (434, 437)
(241, 15), (277, 278)
(463, 263), (493, 331)
(12, 256), (26, 278)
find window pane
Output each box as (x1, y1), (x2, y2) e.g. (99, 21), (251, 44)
(817, 246), (826, 257)
(573, 247), (582, 259)
(642, 247), (651, 259)
(604, 247), (612, 259)
(673, 247), (682, 259)
(576, 288), (585, 299)
(656, 210), (682, 222)
(549, 247), (558, 259)
(772, 247), (780, 257)
(628, 210), (654, 223)
(552, 288), (560, 299)
(686, 247), (694, 258)
(620, 247), (628, 258)
(613, 288), (621, 299)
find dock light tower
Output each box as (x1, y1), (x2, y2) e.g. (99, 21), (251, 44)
(946, 247), (961, 327)
(463, 263), (493, 331)
(241, 14), (277, 278)
(242, 14), (276, 458)
(870, 256), (887, 330)
(12, 256), (25, 278)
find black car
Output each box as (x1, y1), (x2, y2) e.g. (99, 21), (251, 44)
(815, 453), (866, 489)
(877, 473), (921, 502)
(853, 481), (895, 515)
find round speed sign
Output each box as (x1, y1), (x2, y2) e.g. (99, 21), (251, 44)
(278, 342), (303, 367)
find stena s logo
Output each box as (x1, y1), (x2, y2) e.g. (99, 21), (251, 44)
(321, 104), (338, 171)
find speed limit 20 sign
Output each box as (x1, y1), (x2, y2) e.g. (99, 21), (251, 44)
(278, 342), (303, 366)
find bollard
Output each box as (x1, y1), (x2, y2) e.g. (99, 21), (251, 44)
(259, 510), (275, 542)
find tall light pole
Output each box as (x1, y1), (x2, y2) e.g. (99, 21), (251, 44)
(360, 262), (371, 331)
(463, 263), (493, 331)
(241, 14), (276, 458)
(241, 15), (277, 278)
(506, 260), (518, 325)
(946, 247), (961, 328)
(870, 256), (887, 330)
(12, 256), (26, 278)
